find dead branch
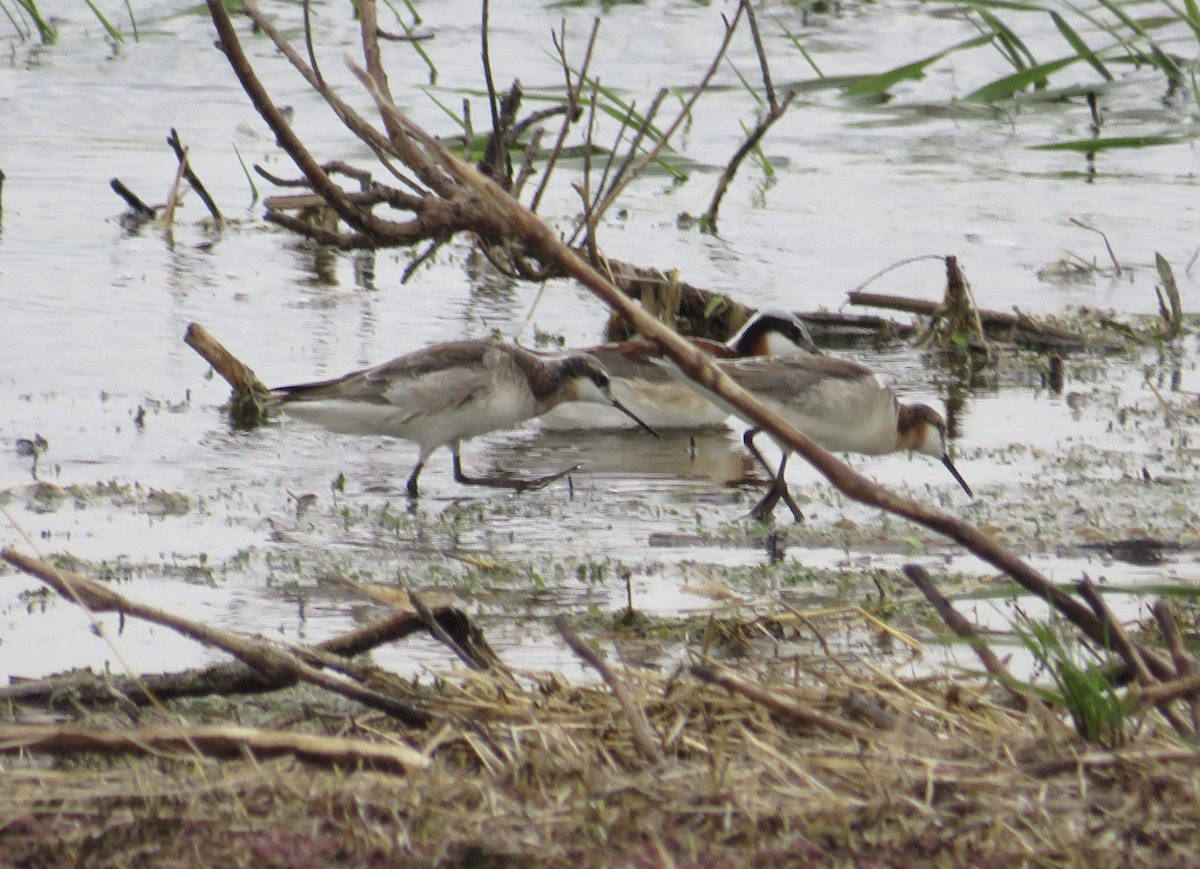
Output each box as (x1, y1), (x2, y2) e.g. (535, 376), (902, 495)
(412, 591), (506, 676)
(1077, 576), (1192, 738)
(1135, 672), (1200, 708)
(555, 616), (663, 764)
(849, 265), (1126, 353)
(167, 128), (223, 224)
(0, 722), (428, 772)
(1, 547), (432, 726)
(184, 322), (269, 396)
(225, 0), (445, 234)
(902, 564), (1029, 711)
(184, 322), (272, 427)
(690, 664), (876, 741)
(1153, 600), (1195, 680)
(357, 0), (401, 142)
(110, 178), (157, 218)
(0, 603), (494, 708)
(704, 0), (796, 230)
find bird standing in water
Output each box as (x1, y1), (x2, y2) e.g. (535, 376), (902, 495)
(660, 351), (972, 520)
(271, 338), (660, 498)
(539, 310), (821, 431)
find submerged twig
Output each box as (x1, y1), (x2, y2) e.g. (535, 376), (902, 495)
(167, 128), (224, 224)
(109, 178), (157, 218)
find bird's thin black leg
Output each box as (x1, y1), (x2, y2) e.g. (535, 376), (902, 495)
(406, 461), (424, 498)
(452, 450), (582, 493)
(742, 429), (804, 523)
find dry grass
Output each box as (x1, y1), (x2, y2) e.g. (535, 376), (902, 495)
(4, 657), (1199, 868)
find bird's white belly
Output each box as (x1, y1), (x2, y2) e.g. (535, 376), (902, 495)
(279, 399), (409, 437)
(539, 378), (728, 431)
(279, 388), (540, 454)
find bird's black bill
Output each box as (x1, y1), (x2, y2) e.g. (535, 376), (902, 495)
(942, 454), (973, 497)
(611, 398), (661, 440)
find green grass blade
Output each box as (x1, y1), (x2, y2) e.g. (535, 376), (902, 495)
(1050, 11), (1110, 81)
(964, 3), (1038, 69)
(962, 54), (1081, 102)
(953, 0), (1044, 10)
(0, 0), (32, 40)
(553, 64), (688, 179)
(14, 0), (55, 43)
(232, 144), (259, 206)
(1063, 0), (1143, 65)
(1155, 252), (1183, 334)
(842, 33), (995, 100)
(1092, 0), (1184, 81)
(123, 0), (138, 41)
(84, 0), (125, 43)
(774, 16), (824, 78)
(1091, 0), (1151, 37)
(1030, 133), (1196, 151)
(726, 58), (765, 108)
(422, 89), (466, 130)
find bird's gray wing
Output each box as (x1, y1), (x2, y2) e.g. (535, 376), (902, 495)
(587, 338), (736, 382)
(584, 341), (673, 382)
(719, 354), (875, 411)
(272, 340), (497, 412)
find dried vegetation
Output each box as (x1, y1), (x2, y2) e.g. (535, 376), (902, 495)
(6, 653), (1200, 867)
(5, 0), (1200, 865)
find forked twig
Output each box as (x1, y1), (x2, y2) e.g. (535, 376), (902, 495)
(166, 128), (224, 224)
(704, 0), (796, 229)
(586, 4), (746, 229)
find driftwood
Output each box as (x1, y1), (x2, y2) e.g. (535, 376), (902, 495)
(1, 548), (432, 726)
(0, 590), (500, 708)
(0, 722), (428, 772)
(849, 261), (1128, 352)
(184, 321), (273, 427)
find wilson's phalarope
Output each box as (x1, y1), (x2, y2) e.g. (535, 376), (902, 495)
(271, 338), (660, 497)
(539, 310), (820, 431)
(663, 353), (972, 520)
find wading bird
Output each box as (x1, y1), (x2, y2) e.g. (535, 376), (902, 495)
(272, 338), (660, 497)
(539, 310), (821, 431)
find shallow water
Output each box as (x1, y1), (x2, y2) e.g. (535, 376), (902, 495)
(2, 0), (1199, 682)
